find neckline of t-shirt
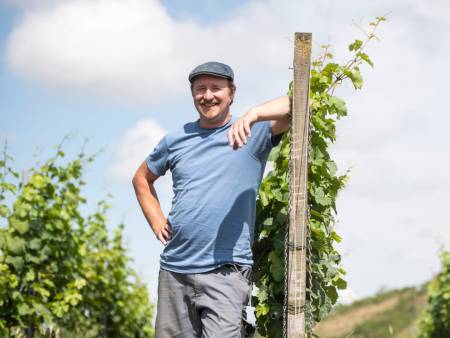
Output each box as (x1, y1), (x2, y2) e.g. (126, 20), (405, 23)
(196, 115), (235, 132)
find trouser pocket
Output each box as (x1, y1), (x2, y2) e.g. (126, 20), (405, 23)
(227, 263), (253, 285)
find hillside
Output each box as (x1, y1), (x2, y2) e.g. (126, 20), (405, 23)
(313, 286), (427, 338)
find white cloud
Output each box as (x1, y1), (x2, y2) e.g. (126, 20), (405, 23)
(111, 118), (165, 182)
(6, 0), (185, 102)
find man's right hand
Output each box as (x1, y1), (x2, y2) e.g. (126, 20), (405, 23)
(152, 222), (172, 245)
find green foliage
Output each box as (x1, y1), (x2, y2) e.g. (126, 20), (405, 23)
(416, 250), (450, 338)
(253, 17), (386, 337)
(0, 139), (155, 337)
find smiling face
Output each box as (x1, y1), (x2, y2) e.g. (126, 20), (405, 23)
(191, 75), (236, 128)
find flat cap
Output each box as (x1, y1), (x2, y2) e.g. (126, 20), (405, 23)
(188, 61), (234, 83)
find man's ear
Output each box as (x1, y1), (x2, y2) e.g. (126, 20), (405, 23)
(230, 84), (236, 103)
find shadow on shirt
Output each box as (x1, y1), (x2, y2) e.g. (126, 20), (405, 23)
(212, 188), (256, 265)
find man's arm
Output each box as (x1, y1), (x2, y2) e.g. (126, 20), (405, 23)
(132, 161), (171, 245)
(227, 95), (291, 148)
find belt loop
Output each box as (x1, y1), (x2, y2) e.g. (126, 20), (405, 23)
(230, 263), (240, 274)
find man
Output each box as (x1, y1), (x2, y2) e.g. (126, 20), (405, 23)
(132, 61), (291, 337)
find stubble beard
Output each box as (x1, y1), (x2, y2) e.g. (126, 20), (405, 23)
(197, 100), (231, 128)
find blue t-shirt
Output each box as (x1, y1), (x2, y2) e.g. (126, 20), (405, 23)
(146, 116), (281, 273)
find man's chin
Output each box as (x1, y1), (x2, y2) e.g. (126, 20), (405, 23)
(199, 112), (230, 125)
(201, 110), (221, 119)
(202, 107), (219, 114)
(203, 114), (219, 122)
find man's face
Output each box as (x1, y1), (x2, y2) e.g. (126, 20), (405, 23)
(191, 75), (235, 125)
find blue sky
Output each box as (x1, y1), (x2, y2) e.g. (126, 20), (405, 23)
(1, 0), (449, 309)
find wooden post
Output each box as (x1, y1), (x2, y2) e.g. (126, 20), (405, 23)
(287, 32), (312, 337)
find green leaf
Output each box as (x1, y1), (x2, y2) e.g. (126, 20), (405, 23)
(268, 144), (280, 161)
(325, 286), (339, 304)
(74, 278), (86, 289)
(328, 96), (347, 117)
(357, 52), (374, 67)
(25, 269), (35, 282)
(255, 303), (270, 317)
(275, 208), (287, 225)
(60, 209), (70, 222)
(18, 303), (33, 316)
(0, 182), (17, 193)
(327, 161), (338, 176)
(344, 68), (364, 89)
(257, 289), (268, 303)
(15, 201), (31, 218)
(29, 238), (42, 250)
(259, 192), (269, 207)
(34, 286), (50, 299)
(349, 39), (363, 51)
(0, 204), (9, 217)
(11, 218), (29, 234)
(263, 217), (273, 227)
(312, 187), (332, 206)
(8, 236), (26, 254)
(335, 278), (347, 290)
(331, 231), (342, 243)
(322, 63), (340, 82)
(268, 251), (284, 282)
(5, 256), (24, 270)
(78, 244), (87, 256)
(30, 174), (47, 189)
(51, 301), (69, 318)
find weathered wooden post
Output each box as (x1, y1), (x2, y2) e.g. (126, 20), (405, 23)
(287, 32), (312, 337)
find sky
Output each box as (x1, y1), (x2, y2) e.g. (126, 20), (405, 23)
(1, 0), (449, 310)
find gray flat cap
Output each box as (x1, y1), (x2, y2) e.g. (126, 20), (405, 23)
(188, 61), (234, 83)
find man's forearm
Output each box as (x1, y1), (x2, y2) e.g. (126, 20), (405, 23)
(227, 95), (291, 147)
(132, 176), (167, 231)
(248, 95), (291, 122)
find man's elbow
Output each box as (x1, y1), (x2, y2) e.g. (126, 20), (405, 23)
(131, 173), (139, 188)
(133, 167), (157, 188)
(132, 169), (145, 187)
(271, 115), (291, 136)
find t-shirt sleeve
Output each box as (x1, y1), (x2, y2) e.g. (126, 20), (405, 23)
(146, 136), (170, 176)
(246, 120), (283, 159)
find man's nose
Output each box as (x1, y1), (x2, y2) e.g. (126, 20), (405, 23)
(203, 89), (214, 100)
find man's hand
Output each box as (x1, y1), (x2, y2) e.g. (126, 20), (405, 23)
(227, 96), (291, 149)
(227, 109), (258, 149)
(152, 221), (172, 246)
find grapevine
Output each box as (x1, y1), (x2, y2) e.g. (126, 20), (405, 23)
(253, 17), (386, 337)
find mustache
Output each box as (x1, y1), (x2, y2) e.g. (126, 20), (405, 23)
(199, 98), (219, 105)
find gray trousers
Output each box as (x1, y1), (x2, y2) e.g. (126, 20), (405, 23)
(155, 264), (253, 338)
